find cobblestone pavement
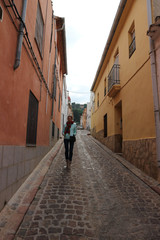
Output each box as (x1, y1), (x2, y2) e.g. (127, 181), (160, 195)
(14, 130), (160, 240)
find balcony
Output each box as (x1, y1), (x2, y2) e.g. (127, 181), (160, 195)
(108, 64), (120, 98)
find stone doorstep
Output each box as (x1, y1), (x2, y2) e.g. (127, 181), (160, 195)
(89, 135), (160, 195)
(0, 139), (63, 240)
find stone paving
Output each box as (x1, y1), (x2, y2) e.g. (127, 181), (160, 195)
(8, 131), (160, 239)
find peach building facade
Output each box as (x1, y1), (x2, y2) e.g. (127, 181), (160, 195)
(82, 108), (87, 129)
(0, 0), (67, 211)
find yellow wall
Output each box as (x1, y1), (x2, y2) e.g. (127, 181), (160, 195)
(91, 0), (155, 141)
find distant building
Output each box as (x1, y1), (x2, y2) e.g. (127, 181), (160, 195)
(67, 95), (74, 118)
(86, 102), (91, 130)
(80, 104), (85, 109)
(80, 115), (83, 127)
(82, 108), (87, 129)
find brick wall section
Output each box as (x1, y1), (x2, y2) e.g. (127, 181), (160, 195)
(91, 130), (122, 153)
(91, 130), (159, 180)
(123, 138), (158, 180)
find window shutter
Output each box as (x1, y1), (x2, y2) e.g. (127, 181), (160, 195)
(26, 91), (39, 145)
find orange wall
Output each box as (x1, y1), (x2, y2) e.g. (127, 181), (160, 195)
(0, 0), (64, 146)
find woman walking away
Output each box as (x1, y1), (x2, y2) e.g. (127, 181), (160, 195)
(63, 115), (77, 169)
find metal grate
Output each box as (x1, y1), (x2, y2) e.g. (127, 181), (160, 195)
(52, 122), (55, 137)
(26, 91), (39, 145)
(108, 64), (120, 92)
(104, 114), (108, 137)
(35, 1), (44, 57)
(0, 6), (3, 21)
(129, 37), (136, 58)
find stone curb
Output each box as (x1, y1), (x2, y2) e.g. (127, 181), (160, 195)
(89, 135), (160, 196)
(0, 139), (63, 240)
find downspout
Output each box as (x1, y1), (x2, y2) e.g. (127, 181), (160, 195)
(45, 0), (50, 114)
(51, 15), (57, 118)
(147, 0), (160, 167)
(14, 0), (28, 70)
(51, 45), (57, 118)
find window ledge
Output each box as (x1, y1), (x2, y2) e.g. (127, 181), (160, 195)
(26, 144), (36, 147)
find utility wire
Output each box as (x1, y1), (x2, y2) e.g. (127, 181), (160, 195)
(66, 90), (90, 94)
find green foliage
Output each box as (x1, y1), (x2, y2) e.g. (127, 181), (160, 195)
(72, 102), (86, 124)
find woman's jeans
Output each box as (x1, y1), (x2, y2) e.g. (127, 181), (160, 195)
(64, 139), (74, 161)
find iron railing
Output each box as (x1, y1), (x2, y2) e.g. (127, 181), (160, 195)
(129, 37), (136, 58)
(108, 64), (120, 92)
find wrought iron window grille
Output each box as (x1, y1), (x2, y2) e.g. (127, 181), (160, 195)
(0, 5), (3, 21)
(108, 64), (120, 92)
(129, 37), (136, 58)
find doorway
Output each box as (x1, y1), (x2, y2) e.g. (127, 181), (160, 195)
(115, 101), (122, 153)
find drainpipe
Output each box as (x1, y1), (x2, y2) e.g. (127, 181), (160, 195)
(147, 0), (160, 167)
(14, 0), (28, 70)
(51, 16), (57, 118)
(51, 45), (57, 118)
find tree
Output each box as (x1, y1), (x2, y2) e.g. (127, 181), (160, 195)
(72, 103), (86, 124)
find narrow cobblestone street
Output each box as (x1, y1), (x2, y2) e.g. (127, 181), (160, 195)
(2, 130), (160, 240)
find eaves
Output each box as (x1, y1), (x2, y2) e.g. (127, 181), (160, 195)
(90, 0), (127, 92)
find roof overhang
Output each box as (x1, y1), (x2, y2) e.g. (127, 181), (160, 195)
(55, 16), (68, 75)
(90, 0), (127, 92)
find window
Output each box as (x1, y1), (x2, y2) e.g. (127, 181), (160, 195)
(53, 65), (57, 100)
(129, 22), (136, 58)
(104, 114), (108, 137)
(0, 6), (3, 22)
(114, 49), (119, 65)
(104, 78), (106, 96)
(52, 122), (55, 137)
(26, 91), (39, 145)
(35, 1), (44, 56)
(97, 93), (99, 108)
(58, 93), (61, 111)
(57, 128), (59, 139)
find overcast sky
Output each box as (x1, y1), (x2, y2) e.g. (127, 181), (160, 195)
(53, 0), (121, 104)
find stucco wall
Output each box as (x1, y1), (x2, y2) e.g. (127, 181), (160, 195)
(92, 0), (155, 141)
(0, 0), (64, 211)
(91, 0), (158, 179)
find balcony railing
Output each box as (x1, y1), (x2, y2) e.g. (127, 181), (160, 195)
(129, 37), (136, 58)
(108, 64), (120, 92)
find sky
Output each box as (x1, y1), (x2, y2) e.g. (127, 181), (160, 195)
(53, 0), (121, 104)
